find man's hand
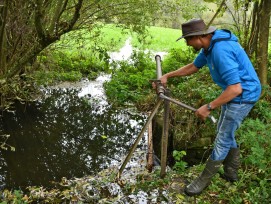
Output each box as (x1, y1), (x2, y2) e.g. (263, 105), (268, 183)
(152, 75), (168, 89)
(195, 104), (211, 120)
(159, 75), (168, 85)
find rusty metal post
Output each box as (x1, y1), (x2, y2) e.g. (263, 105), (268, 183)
(154, 55), (170, 178)
(117, 99), (162, 179)
(154, 55), (165, 95)
(160, 89), (170, 178)
(146, 116), (153, 172)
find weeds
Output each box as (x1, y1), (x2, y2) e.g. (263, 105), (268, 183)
(173, 150), (188, 172)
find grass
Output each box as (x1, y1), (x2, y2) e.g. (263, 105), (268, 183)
(131, 26), (186, 51)
(55, 24), (186, 53)
(55, 24), (130, 52)
(36, 23), (187, 85)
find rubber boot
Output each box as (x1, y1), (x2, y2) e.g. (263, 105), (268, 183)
(221, 147), (240, 182)
(184, 158), (223, 196)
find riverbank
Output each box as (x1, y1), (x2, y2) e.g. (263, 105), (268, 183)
(2, 113), (271, 203)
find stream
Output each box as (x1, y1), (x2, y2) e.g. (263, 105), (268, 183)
(0, 39), (162, 191)
(0, 76), (148, 190)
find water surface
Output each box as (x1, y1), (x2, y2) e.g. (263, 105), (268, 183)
(0, 79), (146, 190)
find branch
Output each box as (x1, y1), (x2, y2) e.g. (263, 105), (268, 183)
(79, 2), (141, 26)
(48, 0), (66, 34)
(34, 0), (46, 46)
(4, 43), (43, 79)
(62, 0), (83, 33)
(224, 3), (241, 35)
(206, 0), (227, 28)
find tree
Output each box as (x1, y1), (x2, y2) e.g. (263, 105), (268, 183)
(0, 0), (170, 81)
(253, 0), (271, 85)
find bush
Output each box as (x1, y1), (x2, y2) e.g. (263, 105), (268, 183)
(34, 47), (110, 85)
(234, 116), (271, 203)
(103, 46), (199, 107)
(104, 50), (156, 106)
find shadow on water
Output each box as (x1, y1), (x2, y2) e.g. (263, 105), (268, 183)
(0, 88), (146, 190)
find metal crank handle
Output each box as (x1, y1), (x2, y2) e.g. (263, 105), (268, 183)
(208, 115), (217, 124)
(159, 93), (217, 124)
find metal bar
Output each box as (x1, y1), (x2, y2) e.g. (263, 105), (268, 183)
(146, 118), (153, 173)
(155, 54), (169, 178)
(160, 89), (170, 178)
(159, 93), (217, 124)
(155, 55), (162, 79)
(154, 55), (165, 95)
(159, 93), (196, 111)
(117, 99), (163, 179)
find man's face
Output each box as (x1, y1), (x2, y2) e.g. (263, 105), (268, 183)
(184, 36), (201, 52)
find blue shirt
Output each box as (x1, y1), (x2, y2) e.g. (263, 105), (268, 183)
(194, 29), (261, 103)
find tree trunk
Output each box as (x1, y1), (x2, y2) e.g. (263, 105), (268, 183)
(257, 0), (271, 85)
(5, 44), (43, 79)
(0, 0), (7, 74)
(246, 1), (259, 58)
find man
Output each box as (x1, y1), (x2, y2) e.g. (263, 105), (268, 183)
(158, 19), (261, 196)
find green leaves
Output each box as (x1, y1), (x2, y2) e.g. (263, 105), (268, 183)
(104, 50), (156, 106)
(172, 150), (188, 172)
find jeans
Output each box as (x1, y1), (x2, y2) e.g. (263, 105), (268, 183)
(211, 103), (255, 161)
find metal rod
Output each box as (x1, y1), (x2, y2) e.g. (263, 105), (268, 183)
(160, 89), (170, 178)
(117, 99), (163, 179)
(155, 54), (169, 178)
(159, 93), (196, 111)
(159, 93), (217, 124)
(146, 117), (153, 173)
(155, 55), (162, 79)
(155, 55), (178, 178)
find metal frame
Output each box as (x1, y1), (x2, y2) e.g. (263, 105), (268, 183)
(117, 55), (216, 179)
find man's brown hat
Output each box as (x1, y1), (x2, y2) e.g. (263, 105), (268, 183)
(176, 19), (216, 41)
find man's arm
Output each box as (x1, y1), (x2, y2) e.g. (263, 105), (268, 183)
(209, 83), (243, 109)
(159, 63), (199, 85)
(196, 83), (243, 120)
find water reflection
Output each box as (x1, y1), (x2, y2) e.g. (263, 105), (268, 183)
(0, 88), (146, 190)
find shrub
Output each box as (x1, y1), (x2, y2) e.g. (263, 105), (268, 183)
(235, 117), (271, 203)
(34, 48), (110, 85)
(104, 50), (156, 106)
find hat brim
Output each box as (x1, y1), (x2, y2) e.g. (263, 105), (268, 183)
(176, 26), (217, 41)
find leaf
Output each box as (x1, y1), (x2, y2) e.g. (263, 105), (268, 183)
(176, 193), (184, 200)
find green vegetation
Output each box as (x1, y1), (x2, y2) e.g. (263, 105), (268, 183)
(100, 25), (271, 203)
(33, 24), (128, 85)
(104, 50), (156, 107)
(173, 150), (188, 172)
(132, 26), (185, 51)
(33, 24), (184, 86)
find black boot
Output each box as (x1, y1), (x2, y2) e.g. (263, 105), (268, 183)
(221, 147), (240, 182)
(184, 158), (223, 196)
